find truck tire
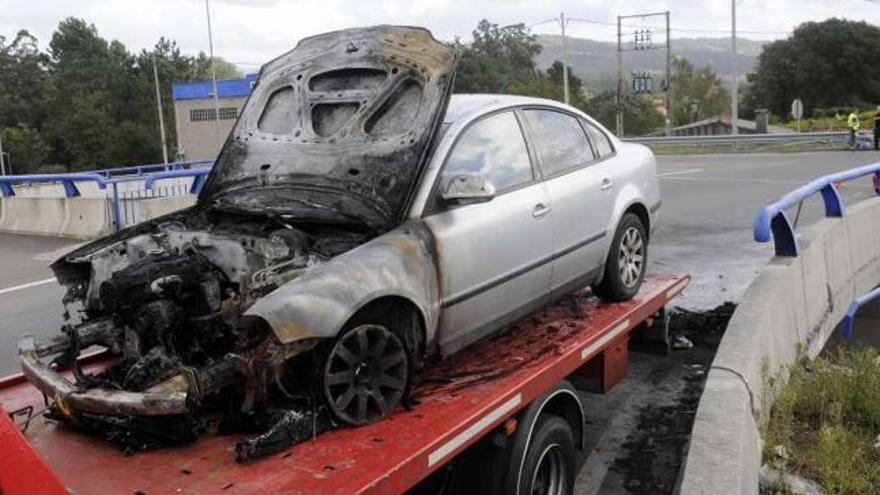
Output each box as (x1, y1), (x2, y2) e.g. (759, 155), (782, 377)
(515, 414), (576, 495)
(593, 213), (647, 302)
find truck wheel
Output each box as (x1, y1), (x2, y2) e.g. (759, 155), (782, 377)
(593, 213), (647, 302)
(322, 324), (409, 426)
(517, 414), (576, 495)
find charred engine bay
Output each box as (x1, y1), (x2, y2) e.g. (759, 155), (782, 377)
(42, 206), (368, 459)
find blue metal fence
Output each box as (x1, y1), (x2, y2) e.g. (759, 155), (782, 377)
(0, 160), (214, 231)
(754, 162), (880, 256)
(842, 287), (880, 340)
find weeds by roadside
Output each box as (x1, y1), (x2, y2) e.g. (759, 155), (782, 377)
(762, 347), (880, 494)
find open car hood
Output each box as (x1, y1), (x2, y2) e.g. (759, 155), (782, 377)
(199, 26), (457, 230)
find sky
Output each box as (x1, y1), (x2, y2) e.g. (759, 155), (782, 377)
(3, 0), (880, 71)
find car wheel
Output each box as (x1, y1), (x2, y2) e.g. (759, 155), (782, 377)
(516, 415), (576, 495)
(322, 324), (409, 426)
(593, 213), (647, 302)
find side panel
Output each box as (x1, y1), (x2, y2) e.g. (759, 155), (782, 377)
(425, 183), (554, 355)
(245, 222), (440, 344)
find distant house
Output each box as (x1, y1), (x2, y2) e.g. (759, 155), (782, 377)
(667, 115), (790, 137)
(172, 74), (256, 161)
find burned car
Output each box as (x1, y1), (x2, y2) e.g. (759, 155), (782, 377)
(19, 25), (660, 458)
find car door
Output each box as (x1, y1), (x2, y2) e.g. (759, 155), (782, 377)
(520, 108), (614, 297)
(423, 110), (554, 355)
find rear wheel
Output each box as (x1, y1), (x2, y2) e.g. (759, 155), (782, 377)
(322, 324), (409, 425)
(593, 213), (647, 302)
(517, 415), (576, 495)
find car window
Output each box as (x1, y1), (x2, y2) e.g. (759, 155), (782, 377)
(582, 121), (615, 158)
(442, 111), (533, 193)
(523, 109), (594, 176)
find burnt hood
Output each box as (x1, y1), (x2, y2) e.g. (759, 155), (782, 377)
(199, 26), (457, 230)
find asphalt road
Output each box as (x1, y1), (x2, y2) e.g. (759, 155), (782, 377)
(0, 150), (879, 495)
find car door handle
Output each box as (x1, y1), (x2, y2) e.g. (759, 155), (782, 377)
(600, 179), (614, 192)
(532, 203), (551, 218)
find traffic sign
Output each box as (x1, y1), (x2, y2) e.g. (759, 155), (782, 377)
(791, 99), (804, 120)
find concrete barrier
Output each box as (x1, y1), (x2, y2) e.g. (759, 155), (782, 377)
(679, 196), (880, 495)
(0, 176), (197, 239)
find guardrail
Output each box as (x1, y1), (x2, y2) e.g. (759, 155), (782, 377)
(624, 131), (848, 146)
(0, 167), (214, 233)
(0, 173), (108, 198)
(842, 287), (880, 340)
(753, 161), (880, 256)
(145, 169), (211, 194)
(85, 159), (213, 178)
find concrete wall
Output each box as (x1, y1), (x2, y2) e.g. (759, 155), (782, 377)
(679, 196), (880, 494)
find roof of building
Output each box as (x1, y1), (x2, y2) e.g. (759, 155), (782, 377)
(172, 73), (258, 101)
(671, 116), (791, 134)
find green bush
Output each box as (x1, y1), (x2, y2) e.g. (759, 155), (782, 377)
(764, 348), (880, 494)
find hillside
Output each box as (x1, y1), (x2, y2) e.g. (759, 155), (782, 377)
(536, 35), (766, 91)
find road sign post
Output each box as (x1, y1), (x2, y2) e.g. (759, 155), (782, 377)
(792, 98), (804, 132)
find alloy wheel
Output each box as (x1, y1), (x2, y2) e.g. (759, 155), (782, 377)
(323, 324), (408, 425)
(618, 226), (644, 288)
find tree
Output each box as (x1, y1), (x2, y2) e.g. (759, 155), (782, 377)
(670, 57), (730, 126)
(0, 30), (53, 130)
(1, 125), (50, 173)
(453, 20), (542, 94)
(585, 92), (664, 137)
(749, 18), (880, 117)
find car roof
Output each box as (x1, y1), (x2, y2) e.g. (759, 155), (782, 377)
(444, 94), (569, 124)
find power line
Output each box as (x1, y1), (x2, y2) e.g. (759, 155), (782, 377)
(540, 17), (789, 36)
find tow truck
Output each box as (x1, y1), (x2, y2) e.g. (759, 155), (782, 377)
(0, 274), (688, 495)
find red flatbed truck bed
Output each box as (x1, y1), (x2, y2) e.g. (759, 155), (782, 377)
(0, 274), (688, 495)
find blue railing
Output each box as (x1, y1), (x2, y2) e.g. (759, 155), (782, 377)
(842, 287), (880, 340)
(87, 159), (213, 179)
(0, 164), (215, 231)
(145, 169), (211, 194)
(0, 173), (108, 198)
(754, 162), (880, 256)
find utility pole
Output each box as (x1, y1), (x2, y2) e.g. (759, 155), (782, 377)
(205, 0), (222, 147)
(560, 12), (570, 105)
(731, 0), (739, 136)
(0, 132), (5, 176)
(152, 57), (169, 164)
(616, 16), (624, 137)
(665, 12), (672, 136)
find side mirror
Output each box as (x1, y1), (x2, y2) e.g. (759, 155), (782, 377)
(441, 173), (496, 205)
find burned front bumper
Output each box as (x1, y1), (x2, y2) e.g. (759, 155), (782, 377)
(19, 336), (191, 416)
(19, 333), (242, 417)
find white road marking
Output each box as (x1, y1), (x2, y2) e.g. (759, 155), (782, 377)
(656, 168), (704, 177)
(581, 319), (630, 361)
(0, 278), (56, 295)
(428, 393), (523, 467)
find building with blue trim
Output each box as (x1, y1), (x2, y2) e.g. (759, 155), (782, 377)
(172, 73), (256, 160)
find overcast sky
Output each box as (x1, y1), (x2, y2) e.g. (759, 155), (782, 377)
(3, 0), (880, 71)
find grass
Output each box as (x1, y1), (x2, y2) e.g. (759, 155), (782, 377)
(763, 347), (880, 494)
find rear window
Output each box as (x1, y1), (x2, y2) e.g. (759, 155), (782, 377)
(523, 110), (594, 177)
(582, 121), (615, 158)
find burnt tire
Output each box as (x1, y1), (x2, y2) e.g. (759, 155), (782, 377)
(321, 324), (409, 426)
(593, 213), (647, 302)
(516, 414), (576, 495)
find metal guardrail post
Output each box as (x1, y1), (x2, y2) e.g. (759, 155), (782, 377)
(111, 182), (122, 232)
